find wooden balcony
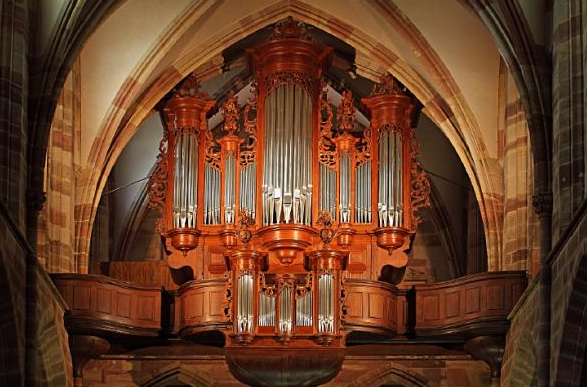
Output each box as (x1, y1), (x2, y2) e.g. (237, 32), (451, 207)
(343, 270), (527, 340)
(52, 271), (526, 343)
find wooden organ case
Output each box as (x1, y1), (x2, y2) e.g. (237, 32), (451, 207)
(148, 17), (431, 387)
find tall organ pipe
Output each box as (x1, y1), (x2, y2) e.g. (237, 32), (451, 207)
(318, 273), (334, 333)
(377, 130), (403, 227)
(262, 85), (313, 225)
(237, 273), (254, 333)
(172, 133), (198, 228)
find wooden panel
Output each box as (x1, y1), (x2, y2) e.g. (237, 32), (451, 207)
(188, 293), (204, 320)
(343, 279), (397, 336)
(445, 291), (460, 318)
(346, 292), (363, 318)
(368, 293), (384, 319)
(465, 287), (480, 314)
(414, 271), (527, 336)
(486, 284), (504, 310)
(137, 295), (156, 321)
(96, 288), (111, 314)
(117, 293), (131, 318)
(73, 286), (91, 310)
(210, 291), (225, 317)
(177, 278), (229, 336)
(422, 295), (440, 321)
(51, 274), (162, 334)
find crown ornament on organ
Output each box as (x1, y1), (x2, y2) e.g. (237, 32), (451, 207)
(148, 17), (429, 387)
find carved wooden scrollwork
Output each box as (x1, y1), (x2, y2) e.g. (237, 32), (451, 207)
(377, 122), (403, 135)
(148, 127), (169, 233)
(224, 273), (233, 325)
(222, 91), (240, 137)
(336, 90), (355, 134)
(269, 16), (312, 41)
(240, 83), (258, 167)
(204, 126), (221, 170)
(319, 85), (337, 168)
(355, 125), (372, 167)
(340, 278), (347, 321)
(296, 272), (313, 298)
(259, 272), (277, 297)
(264, 71), (314, 95)
(370, 73), (404, 97)
(408, 131), (430, 229)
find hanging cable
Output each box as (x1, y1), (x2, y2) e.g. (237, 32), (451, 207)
(102, 176), (150, 196)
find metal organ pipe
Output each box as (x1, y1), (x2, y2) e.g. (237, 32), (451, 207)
(295, 291), (313, 327)
(239, 162), (256, 218)
(319, 164), (336, 219)
(354, 160), (372, 224)
(224, 153), (235, 224)
(237, 273), (254, 333)
(318, 273), (334, 333)
(279, 285), (293, 334)
(173, 133), (199, 229)
(262, 85), (313, 226)
(259, 291), (275, 327)
(376, 129), (404, 228)
(339, 153), (351, 223)
(204, 164), (221, 225)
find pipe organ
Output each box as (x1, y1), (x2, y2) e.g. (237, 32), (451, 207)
(148, 17), (429, 387)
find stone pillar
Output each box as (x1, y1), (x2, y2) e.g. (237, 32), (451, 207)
(0, 0), (29, 232)
(37, 60), (80, 273)
(501, 67), (532, 271)
(0, 2), (30, 387)
(551, 0), (586, 242)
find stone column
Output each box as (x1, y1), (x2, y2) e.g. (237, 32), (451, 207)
(501, 66), (533, 271)
(0, 2), (30, 387)
(37, 60), (80, 273)
(551, 0), (586, 242)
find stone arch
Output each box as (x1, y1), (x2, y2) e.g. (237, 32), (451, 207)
(73, 0), (505, 274)
(465, 0), (551, 189)
(465, 0), (552, 254)
(346, 363), (431, 387)
(137, 364), (212, 387)
(554, 255), (587, 387)
(28, 0), (124, 224)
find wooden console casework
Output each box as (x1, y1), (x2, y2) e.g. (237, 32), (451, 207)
(142, 17), (432, 384)
(147, 17), (430, 278)
(142, 17), (433, 386)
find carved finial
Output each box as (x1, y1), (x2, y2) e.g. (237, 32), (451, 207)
(370, 74), (403, 97)
(316, 211), (335, 248)
(173, 73), (210, 99)
(270, 17), (311, 41)
(336, 90), (355, 133)
(237, 209), (255, 246)
(222, 91), (240, 136)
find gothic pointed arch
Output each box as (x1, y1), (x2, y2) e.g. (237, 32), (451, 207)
(137, 364), (212, 387)
(73, 0), (504, 276)
(346, 363), (431, 387)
